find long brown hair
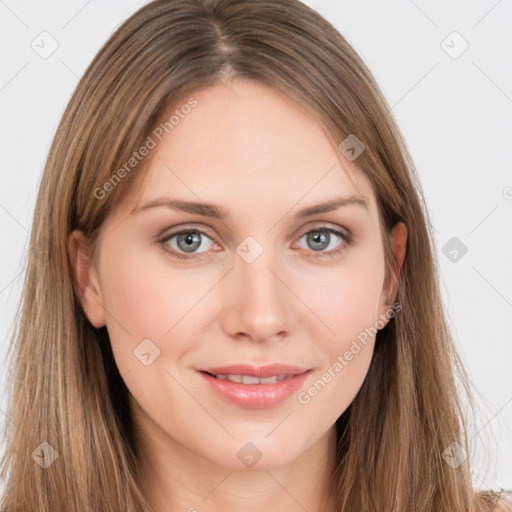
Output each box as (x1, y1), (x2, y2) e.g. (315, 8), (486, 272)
(0, 1), (509, 510)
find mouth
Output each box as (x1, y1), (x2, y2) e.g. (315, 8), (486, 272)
(202, 372), (295, 384)
(196, 364), (311, 409)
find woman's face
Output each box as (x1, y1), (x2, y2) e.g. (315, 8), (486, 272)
(71, 79), (406, 472)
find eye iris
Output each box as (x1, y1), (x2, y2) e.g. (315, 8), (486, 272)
(177, 232), (202, 253)
(307, 230), (330, 251)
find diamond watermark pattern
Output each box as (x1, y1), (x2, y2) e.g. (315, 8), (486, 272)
(134, 338), (161, 366)
(236, 236), (263, 264)
(338, 134), (365, 161)
(442, 236), (468, 263)
(31, 442), (59, 469)
(237, 442), (263, 468)
(441, 31), (469, 60)
(442, 441), (468, 468)
(31, 31), (59, 59)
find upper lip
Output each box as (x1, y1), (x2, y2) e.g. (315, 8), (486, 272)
(198, 364), (310, 378)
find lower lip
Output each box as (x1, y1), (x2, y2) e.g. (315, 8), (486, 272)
(199, 371), (310, 409)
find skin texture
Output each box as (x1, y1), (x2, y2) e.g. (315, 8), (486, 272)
(69, 79), (407, 512)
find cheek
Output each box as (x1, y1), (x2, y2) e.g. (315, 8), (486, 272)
(303, 253), (385, 347)
(97, 244), (190, 371)
(296, 252), (384, 409)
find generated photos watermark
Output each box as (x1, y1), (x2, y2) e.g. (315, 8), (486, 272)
(93, 97), (198, 200)
(297, 301), (402, 405)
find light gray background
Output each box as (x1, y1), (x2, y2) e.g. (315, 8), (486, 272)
(0, 0), (511, 492)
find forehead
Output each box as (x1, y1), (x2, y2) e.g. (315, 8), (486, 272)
(115, 79), (377, 220)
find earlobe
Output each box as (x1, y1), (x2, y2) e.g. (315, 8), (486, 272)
(68, 230), (106, 328)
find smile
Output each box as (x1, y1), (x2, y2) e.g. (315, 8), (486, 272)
(208, 373), (294, 384)
(197, 365), (311, 409)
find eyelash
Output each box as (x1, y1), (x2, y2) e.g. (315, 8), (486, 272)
(157, 225), (353, 261)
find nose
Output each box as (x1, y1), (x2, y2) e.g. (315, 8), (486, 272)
(220, 247), (295, 344)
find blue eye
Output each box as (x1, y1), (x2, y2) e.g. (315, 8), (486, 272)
(158, 226), (352, 261)
(296, 228), (351, 259)
(159, 229), (216, 259)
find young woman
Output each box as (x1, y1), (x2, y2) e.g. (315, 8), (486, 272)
(1, 1), (510, 511)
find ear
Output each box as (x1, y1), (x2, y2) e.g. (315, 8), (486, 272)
(68, 230), (106, 328)
(378, 221), (407, 324)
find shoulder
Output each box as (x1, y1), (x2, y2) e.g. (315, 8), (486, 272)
(490, 490), (512, 511)
(476, 489), (512, 512)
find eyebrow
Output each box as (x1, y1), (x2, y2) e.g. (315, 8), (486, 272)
(131, 195), (369, 220)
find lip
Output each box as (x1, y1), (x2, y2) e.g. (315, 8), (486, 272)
(197, 364), (311, 409)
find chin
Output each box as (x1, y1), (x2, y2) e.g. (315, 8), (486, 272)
(204, 434), (309, 471)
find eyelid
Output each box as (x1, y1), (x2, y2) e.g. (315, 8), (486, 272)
(292, 221), (351, 240)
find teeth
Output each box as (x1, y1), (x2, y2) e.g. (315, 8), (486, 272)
(213, 374), (292, 384)
(259, 376), (278, 384)
(242, 375), (260, 384)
